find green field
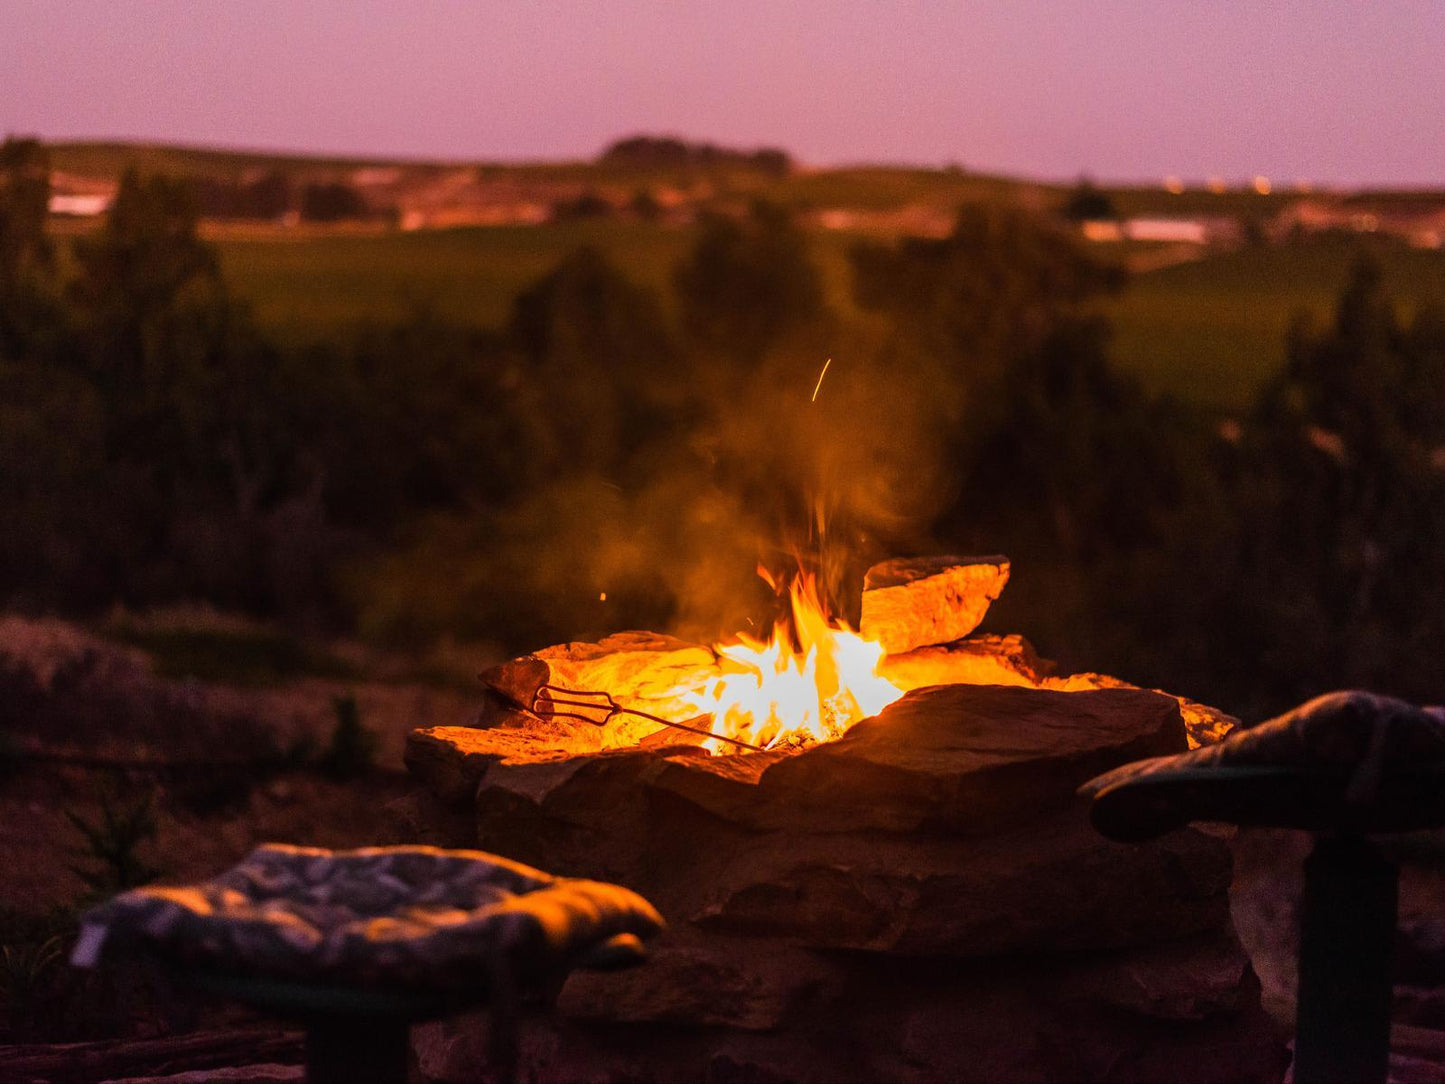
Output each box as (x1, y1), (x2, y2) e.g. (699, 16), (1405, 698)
(216, 221), (698, 337)
(213, 220), (872, 341)
(211, 223), (1445, 411)
(1103, 236), (1445, 408)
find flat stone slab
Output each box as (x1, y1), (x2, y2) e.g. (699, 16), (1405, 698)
(692, 813), (1231, 956)
(1044, 671), (1238, 748)
(753, 683), (1188, 834)
(860, 555), (1010, 654)
(878, 632), (1053, 691)
(406, 725), (596, 804)
(557, 928), (844, 1031)
(473, 745), (713, 883)
(879, 636), (1235, 750)
(478, 631), (721, 747)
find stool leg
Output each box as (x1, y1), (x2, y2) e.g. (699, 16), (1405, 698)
(304, 1016), (410, 1084)
(1293, 833), (1397, 1084)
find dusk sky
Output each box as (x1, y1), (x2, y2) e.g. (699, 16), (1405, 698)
(3, 0), (1442, 186)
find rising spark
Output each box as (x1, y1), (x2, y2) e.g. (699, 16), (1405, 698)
(811, 357), (833, 403)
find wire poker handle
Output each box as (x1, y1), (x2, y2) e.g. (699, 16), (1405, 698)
(530, 684), (766, 753)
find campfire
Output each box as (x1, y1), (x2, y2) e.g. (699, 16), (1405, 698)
(401, 555), (1281, 1083)
(528, 565), (909, 755)
(434, 554), (1229, 776)
(680, 568), (902, 753)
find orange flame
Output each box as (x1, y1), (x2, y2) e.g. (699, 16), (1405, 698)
(683, 569), (904, 753)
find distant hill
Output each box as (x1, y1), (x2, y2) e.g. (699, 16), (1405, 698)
(42, 138), (1057, 232)
(43, 139), (1445, 222)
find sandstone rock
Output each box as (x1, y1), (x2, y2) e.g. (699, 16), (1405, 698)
(1395, 986), (1445, 1031)
(413, 1013), (860, 1084)
(557, 930), (843, 1031)
(879, 632), (1053, 691)
(875, 936), (1286, 1084)
(1397, 917), (1445, 985)
(478, 631), (722, 747)
(647, 748), (790, 824)
(1391, 1025), (1445, 1084)
(877, 638), (1236, 750)
(413, 933), (1287, 1084)
(892, 982), (1285, 1084)
(102, 1065), (303, 1084)
(694, 812), (1232, 956)
(474, 746), (710, 882)
(380, 789), (477, 848)
(860, 555), (1010, 655)
(405, 724), (595, 804)
(1044, 671), (1238, 748)
(754, 684), (1188, 834)
(1054, 929), (1260, 1021)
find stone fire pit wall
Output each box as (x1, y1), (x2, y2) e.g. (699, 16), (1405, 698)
(402, 662), (1286, 1082)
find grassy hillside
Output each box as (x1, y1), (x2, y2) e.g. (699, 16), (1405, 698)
(212, 225), (1445, 411)
(216, 221), (698, 336)
(212, 219), (870, 339)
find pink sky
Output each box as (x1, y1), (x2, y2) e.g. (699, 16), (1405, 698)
(2, 0), (1441, 186)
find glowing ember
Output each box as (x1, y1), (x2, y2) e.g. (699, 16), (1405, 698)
(682, 570), (904, 753)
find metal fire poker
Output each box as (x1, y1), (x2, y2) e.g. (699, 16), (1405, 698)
(529, 684), (767, 753)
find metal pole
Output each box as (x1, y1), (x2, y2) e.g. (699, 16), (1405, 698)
(1293, 833), (1398, 1084)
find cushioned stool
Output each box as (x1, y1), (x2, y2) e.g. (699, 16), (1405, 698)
(72, 843), (665, 1084)
(1083, 691), (1445, 1084)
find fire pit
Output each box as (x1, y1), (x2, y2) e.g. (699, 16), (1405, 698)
(401, 557), (1286, 1082)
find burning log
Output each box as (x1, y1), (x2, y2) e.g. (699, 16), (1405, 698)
(859, 555), (1010, 655)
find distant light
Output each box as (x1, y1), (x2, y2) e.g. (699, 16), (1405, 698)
(1206, 176), (1227, 194)
(1164, 176), (1184, 195)
(599, 592), (607, 602)
(1081, 220), (1123, 243)
(1252, 176), (1272, 195)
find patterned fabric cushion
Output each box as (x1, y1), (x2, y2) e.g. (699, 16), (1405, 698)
(74, 844), (664, 989)
(1082, 690), (1445, 797)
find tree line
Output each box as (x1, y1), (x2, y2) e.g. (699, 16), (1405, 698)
(3, 136), (1443, 719)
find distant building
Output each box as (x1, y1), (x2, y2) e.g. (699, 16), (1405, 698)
(1123, 218), (1208, 244)
(48, 193), (111, 216)
(810, 205), (954, 238)
(1081, 217), (1240, 245)
(1274, 197), (1445, 248)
